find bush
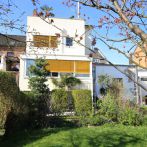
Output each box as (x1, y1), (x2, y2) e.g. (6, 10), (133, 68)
(140, 106), (147, 115)
(0, 72), (28, 127)
(89, 115), (111, 126)
(0, 71), (29, 136)
(99, 92), (118, 122)
(118, 106), (143, 126)
(72, 90), (92, 116)
(142, 115), (147, 126)
(50, 89), (68, 116)
(97, 91), (143, 126)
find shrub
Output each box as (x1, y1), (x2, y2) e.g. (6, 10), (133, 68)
(90, 115), (110, 126)
(142, 115), (147, 126)
(72, 90), (92, 116)
(50, 89), (68, 116)
(0, 71), (28, 136)
(99, 92), (118, 122)
(140, 106), (147, 115)
(118, 106), (143, 126)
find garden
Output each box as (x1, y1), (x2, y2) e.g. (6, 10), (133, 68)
(0, 59), (147, 147)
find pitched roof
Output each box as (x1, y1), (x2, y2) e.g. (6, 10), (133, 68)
(0, 34), (26, 47)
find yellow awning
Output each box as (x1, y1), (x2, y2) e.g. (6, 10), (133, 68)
(45, 60), (90, 74)
(75, 61), (90, 74)
(45, 60), (74, 73)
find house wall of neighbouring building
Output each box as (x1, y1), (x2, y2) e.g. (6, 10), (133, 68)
(0, 47), (25, 71)
(94, 65), (136, 100)
(138, 69), (147, 98)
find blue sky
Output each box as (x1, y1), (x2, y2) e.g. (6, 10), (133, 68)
(1, 0), (130, 65)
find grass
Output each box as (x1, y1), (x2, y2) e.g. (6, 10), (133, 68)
(0, 125), (147, 147)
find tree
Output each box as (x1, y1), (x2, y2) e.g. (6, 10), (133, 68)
(29, 58), (50, 121)
(63, 0), (147, 69)
(52, 74), (81, 90)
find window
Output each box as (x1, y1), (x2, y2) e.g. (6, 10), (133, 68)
(75, 74), (90, 77)
(26, 59), (35, 76)
(66, 37), (73, 46)
(33, 35), (58, 48)
(7, 52), (14, 57)
(141, 78), (147, 81)
(51, 72), (58, 77)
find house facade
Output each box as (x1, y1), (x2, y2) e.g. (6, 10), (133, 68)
(15, 16), (146, 105)
(93, 64), (136, 100)
(19, 16), (94, 92)
(0, 35), (26, 71)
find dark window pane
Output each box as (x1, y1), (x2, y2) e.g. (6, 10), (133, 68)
(52, 72), (58, 77)
(66, 37), (73, 46)
(141, 78), (147, 81)
(7, 52), (14, 57)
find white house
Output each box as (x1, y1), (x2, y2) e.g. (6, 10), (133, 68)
(19, 16), (94, 92)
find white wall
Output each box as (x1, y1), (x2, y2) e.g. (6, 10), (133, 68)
(94, 65), (135, 100)
(26, 17), (86, 56)
(129, 68), (147, 98)
(0, 55), (6, 71)
(138, 69), (147, 97)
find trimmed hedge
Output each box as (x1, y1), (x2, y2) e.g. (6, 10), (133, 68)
(72, 90), (92, 116)
(51, 89), (68, 116)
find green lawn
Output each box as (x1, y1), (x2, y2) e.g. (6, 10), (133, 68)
(0, 125), (147, 147)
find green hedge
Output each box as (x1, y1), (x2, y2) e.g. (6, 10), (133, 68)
(72, 90), (92, 116)
(0, 71), (28, 130)
(50, 89), (68, 116)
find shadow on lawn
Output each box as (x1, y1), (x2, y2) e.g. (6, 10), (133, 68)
(0, 127), (145, 147)
(0, 127), (73, 147)
(67, 129), (144, 147)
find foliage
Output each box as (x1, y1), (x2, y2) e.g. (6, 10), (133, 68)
(96, 92), (143, 126)
(0, 71), (29, 136)
(99, 92), (118, 122)
(72, 90), (92, 116)
(28, 58), (50, 127)
(140, 106), (147, 115)
(79, 115), (108, 126)
(52, 74), (81, 90)
(118, 105), (143, 126)
(50, 89), (68, 116)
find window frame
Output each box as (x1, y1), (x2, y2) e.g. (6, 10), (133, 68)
(33, 35), (58, 48)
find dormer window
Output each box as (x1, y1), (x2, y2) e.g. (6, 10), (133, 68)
(33, 35), (58, 48)
(66, 37), (73, 46)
